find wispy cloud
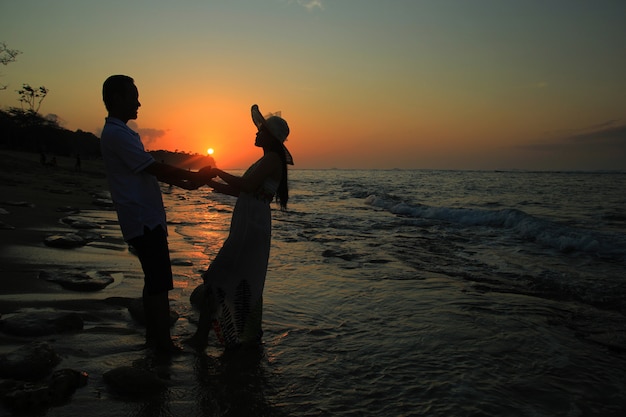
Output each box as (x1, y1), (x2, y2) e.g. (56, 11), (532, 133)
(127, 121), (166, 147)
(298, 0), (324, 11)
(565, 123), (626, 149)
(520, 119), (626, 154)
(556, 120), (626, 146)
(510, 120), (626, 169)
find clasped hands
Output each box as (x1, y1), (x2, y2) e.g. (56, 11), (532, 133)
(179, 166), (218, 190)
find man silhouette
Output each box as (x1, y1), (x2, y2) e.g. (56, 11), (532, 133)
(101, 74), (213, 354)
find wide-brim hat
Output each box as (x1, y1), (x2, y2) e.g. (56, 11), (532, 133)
(251, 104), (293, 165)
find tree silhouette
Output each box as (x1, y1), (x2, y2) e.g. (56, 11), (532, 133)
(17, 84), (49, 113)
(0, 42), (22, 91)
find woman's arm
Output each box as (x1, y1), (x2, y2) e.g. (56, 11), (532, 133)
(214, 153), (281, 193)
(207, 179), (239, 197)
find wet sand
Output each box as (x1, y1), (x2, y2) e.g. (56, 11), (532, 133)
(0, 150), (117, 295)
(0, 150), (208, 416)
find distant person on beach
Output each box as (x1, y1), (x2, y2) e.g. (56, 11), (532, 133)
(74, 154), (81, 172)
(188, 104), (292, 351)
(100, 74), (214, 354)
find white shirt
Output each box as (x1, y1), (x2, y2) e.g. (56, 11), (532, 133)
(100, 117), (167, 241)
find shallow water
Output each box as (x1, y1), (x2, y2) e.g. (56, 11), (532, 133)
(3, 170), (626, 416)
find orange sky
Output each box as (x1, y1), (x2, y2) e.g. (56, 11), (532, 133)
(1, 1), (625, 170)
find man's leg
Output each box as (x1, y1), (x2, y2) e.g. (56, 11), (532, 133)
(143, 289), (179, 353)
(129, 226), (180, 354)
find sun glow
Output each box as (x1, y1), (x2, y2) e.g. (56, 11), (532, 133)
(207, 148), (214, 155)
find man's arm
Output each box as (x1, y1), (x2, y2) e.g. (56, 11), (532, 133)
(143, 161), (214, 189)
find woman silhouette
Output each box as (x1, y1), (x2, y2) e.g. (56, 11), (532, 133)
(189, 104), (293, 351)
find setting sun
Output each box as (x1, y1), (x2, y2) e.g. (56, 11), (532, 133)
(207, 148), (214, 155)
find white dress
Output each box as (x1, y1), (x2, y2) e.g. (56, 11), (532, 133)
(203, 160), (279, 348)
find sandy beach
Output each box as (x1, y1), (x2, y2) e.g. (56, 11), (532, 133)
(0, 151), (111, 293)
(0, 150), (278, 416)
(0, 150), (187, 415)
(2, 150), (625, 416)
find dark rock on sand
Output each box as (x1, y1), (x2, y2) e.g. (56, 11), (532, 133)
(171, 258), (193, 266)
(40, 270), (114, 291)
(103, 366), (167, 397)
(0, 309), (84, 337)
(92, 198), (114, 208)
(47, 369), (88, 401)
(0, 342), (61, 380)
(74, 229), (102, 241)
(44, 233), (86, 248)
(0, 368), (88, 413)
(0, 220), (15, 230)
(92, 191), (111, 200)
(60, 215), (101, 230)
(2, 200), (35, 208)
(43, 230), (102, 248)
(55, 205), (81, 214)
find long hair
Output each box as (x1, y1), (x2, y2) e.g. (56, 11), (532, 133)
(267, 140), (289, 210)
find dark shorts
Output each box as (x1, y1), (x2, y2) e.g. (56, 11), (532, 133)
(128, 225), (173, 295)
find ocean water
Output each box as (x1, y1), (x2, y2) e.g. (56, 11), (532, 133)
(43, 169), (626, 416)
(169, 169), (626, 416)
